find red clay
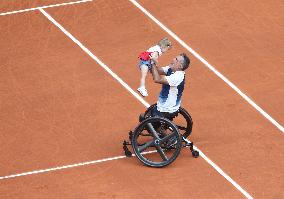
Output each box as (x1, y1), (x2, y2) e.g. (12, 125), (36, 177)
(1, 156), (246, 199)
(0, 0), (283, 198)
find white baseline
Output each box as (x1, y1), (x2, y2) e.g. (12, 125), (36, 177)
(0, 0), (92, 16)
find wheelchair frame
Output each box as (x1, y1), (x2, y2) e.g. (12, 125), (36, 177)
(122, 104), (199, 168)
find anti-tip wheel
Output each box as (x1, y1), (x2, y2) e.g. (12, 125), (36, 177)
(125, 150), (132, 157)
(192, 150), (199, 158)
(123, 143), (133, 158)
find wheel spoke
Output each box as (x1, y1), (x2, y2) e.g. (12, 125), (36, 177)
(146, 123), (160, 139)
(138, 140), (155, 152)
(155, 145), (168, 161)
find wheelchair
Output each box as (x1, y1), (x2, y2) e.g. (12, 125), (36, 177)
(122, 103), (199, 168)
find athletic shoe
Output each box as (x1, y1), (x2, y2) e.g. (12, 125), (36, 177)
(137, 87), (148, 97)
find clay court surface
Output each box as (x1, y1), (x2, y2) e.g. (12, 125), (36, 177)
(0, 0), (284, 198)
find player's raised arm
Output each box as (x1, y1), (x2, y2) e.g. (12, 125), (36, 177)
(150, 61), (169, 85)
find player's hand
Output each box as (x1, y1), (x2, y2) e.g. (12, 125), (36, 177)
(149, 51), (159, 61)
(150, 59), (157, 66)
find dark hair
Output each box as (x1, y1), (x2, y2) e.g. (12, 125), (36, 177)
(180, 53), (190, 71)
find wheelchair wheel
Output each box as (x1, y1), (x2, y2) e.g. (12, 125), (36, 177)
(144, 104), (157, 118)
(144, 104), (193, 138)
(174, 107), (193, 138)
(131, 117), (182, 168)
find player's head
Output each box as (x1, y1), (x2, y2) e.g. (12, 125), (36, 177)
(158, 37), (172, 53)
(170, 53), (190, 71)
(180, 53), (190, 71)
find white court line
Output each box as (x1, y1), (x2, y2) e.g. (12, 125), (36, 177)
(0, 155), (126, 180)
(0, 151), (157, 180)
(0, 0), (92, 16)
(129, 0), (284, 134)
(41, 8), (149, 108)
(38, 8), (253, 199)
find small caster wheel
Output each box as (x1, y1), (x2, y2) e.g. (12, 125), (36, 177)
(192, 150), (199, 158)
(125, 150), (132, 157)
(123, 141), (132, 158)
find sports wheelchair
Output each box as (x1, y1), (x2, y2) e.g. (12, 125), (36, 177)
(122, 103), (199, 168)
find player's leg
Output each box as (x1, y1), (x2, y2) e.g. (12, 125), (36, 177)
(139, 64), (148, 88)
(137, 64), (149, 97)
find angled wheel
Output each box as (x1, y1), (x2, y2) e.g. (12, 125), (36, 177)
(144, 104), (193, 138)
(131, 117), (182, 168)
(174, 107), (193, 138)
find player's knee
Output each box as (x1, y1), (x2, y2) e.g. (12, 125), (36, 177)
(141, 64), (149, 70)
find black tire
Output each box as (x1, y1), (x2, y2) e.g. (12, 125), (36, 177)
(131, 117), (182, 168)
(144, 104), (157, 118)
(174, 107), (193, 138)
(144, 104), (193, 138)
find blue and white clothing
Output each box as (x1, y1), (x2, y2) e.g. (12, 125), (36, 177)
(157, 66), (185, 113)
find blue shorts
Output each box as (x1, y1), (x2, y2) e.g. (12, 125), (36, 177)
(138, 59), (152, 70)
